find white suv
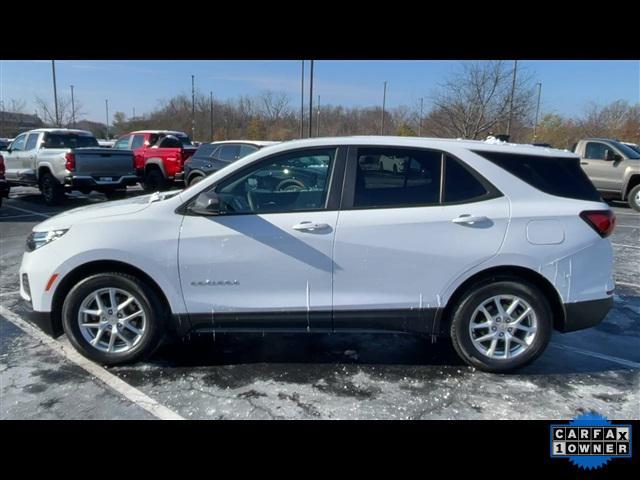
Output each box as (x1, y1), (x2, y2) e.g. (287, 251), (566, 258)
(19, 137), (616, 372)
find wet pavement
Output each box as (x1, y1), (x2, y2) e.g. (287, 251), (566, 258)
(1, 187), (639, 419)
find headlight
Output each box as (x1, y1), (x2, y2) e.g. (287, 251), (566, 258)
(26, 229), (69, 252)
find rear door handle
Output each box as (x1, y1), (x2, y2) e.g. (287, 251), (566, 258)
(292, 221), (330, 231)
(452, 215), (489, 224)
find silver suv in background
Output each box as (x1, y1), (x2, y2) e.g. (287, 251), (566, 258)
(3, 129), (137, 205)
(574, 138), (640, 211)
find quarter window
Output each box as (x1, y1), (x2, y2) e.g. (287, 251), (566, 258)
(25, 133), (39, 151)
(215, 148), (335, 214)
(353, 148), (442, 208)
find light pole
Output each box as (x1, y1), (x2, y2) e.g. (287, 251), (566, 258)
(532, 82), (542, 142)
(210, 91), (214, 141)
(191, 75), (196, 141)
(105, 99), (109, 139)
(506, 60), (518, 139)
(419, 97), (424, 136)
(316, 95), (320, 137)
(380, 81), (387, 135)
(308, 60), (314, 138)
(300, 60), (304, 138)
(70, 85), (76, 128)
(51, 60), (60, 126)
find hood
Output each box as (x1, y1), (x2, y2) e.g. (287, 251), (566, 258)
(34, 193), (156, 231)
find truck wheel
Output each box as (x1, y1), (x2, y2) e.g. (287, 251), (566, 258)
(61, 272), (166, 365)
(449, 279), (552, 373)
(628, 184), (640, 212)
(39, 172), (66, 206)
(143, 169), (168, 192)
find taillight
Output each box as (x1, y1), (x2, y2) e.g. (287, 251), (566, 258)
(580, 210), (616, 238)
(65, 152), (75, 171)
(0, 155), (5, 177)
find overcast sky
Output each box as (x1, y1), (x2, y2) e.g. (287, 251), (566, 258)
(1, 60), (638, 122)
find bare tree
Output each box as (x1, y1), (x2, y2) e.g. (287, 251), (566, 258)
(35, 94), (85, 127)
(428, 61), (536, 140)
(259, 90), (291, 122)
(1, 98), (27, 113)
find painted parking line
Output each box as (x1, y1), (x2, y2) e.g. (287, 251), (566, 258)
(550, 343), (640, 370)
(615, 224), (640, 228)
(0, 304), (184, 420)
(612, 243), (640, 250)
(3, 205), (52, 219)
(616, 280), (640, 289)
(0, 290), (21, 297)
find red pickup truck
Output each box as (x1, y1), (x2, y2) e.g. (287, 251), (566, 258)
(113, 130), (197, 191)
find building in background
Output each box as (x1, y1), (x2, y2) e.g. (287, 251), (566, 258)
(0, 111), (44, 138)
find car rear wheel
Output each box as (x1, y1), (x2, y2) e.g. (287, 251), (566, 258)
(62, 272), (166, 365)
(39, 172), (66, 206)
(628, 184), (640, 212)
(143, 169), (169, 192)
(188, 174), (204, 187)
(450, 279), (552, 372)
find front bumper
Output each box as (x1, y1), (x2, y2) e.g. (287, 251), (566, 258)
(63, 175), (139, 189)
(559, 296), (614, 332)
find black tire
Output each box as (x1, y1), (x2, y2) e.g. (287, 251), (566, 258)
(61, 272), (166, 365)
(103, 188), (127, 200)
(39, 172), (66, 206)
(188, 174), (204, 187)
(143, 169), (169, 192)
(628, 184), (640, 212)
(449, 279), (552, 373)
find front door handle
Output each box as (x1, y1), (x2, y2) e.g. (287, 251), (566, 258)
(292, 221), (330, 231)
(452, 214), (489, 224)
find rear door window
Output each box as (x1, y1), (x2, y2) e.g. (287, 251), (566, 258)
(219, 144), (240, 162)
(473, 150), (601, 202)
(443, 155), (489, 203)
(130, 134), (145, 149)
(25, 133), (40, 151)
(195, 143), (216, 158)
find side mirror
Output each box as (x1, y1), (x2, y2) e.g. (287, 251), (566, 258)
(604, 149), (621, 161)
(189, 191), (222, 216)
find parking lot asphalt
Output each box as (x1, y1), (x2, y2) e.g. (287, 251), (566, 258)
(1, 186), (639, 419)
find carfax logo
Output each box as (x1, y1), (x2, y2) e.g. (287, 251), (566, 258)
(550, 412), (632, 470)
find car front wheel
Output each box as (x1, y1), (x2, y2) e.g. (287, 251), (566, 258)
(628, 184), (640, 212)
(61, 272), (166, 365)
(450, 279), (552, 372)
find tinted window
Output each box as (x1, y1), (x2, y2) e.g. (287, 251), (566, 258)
(157, 136), (182, 148)
(354, 148), (441, 208)
(215, 148), (334, 214)
(42, 134), (99, 149)
(195, 143), (216, 158)
(443, 155), (489, 203)
(239, 144), (259, 158)
(10, 134), (27, 151)
(219, 144), (240, 161)
(474, 150), (601, 202)
(130, 134), (145, 149)
(114, 136), (130, 149)
(176, 135), (192, 147)
(25, 133), (39, 150)
(584, 142), (608, 160)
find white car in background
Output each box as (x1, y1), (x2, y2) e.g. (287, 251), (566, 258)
(19, 136), (615, 372)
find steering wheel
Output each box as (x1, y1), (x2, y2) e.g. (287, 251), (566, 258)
(276, 179), (306, 191)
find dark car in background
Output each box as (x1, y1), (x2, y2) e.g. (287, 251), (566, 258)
(0, 154), (10, 207)
(183, 140), (279, 186)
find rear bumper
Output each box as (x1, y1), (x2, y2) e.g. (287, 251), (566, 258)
(63, 175), (139, 189)
(559, 296), (614, 333)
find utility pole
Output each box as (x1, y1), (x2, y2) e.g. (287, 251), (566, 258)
(419, 97), (424, 136)
(105, 99), (109, 139)
(506, 60), (518, 139)
(133, 107), (136, 119)
(1, 101), (4, 137)
(300, 60), (304, 138)
(532, 82), (542, 142)
(210, 91), (214, 141)
(51, 60), (60, 126)
(308, 60), (314, 138)
(70, 85), (76, 128)
(316, 95), (320, 137)
(191, 74), (196, 141)
(380, 81), (387, 135)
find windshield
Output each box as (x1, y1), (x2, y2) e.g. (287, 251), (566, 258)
(610, 140), (640, 159)
(624, 143), (640, 155)
(43, 133), (99, 149)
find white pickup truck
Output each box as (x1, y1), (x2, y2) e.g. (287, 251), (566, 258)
(3, 128), (137, 205)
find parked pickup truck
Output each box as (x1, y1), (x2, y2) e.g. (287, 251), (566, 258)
(113, 130), (197, 191)
(574, 138), (640, 211)
(3, 128), (137, 205)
